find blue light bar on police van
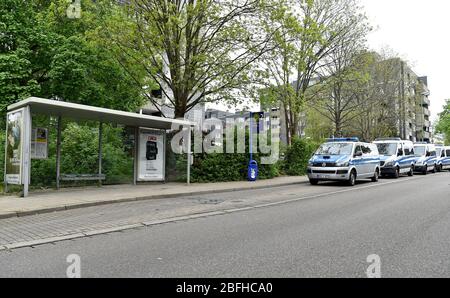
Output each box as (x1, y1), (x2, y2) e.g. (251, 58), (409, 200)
(326, 137), (359, 143)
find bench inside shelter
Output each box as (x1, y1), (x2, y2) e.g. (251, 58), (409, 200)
(60, 174), (106, 182)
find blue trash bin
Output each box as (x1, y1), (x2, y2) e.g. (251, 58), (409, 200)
(247, 160), (259, 182)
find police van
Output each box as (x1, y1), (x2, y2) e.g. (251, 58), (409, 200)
(436, 145), (450, 172)
(307, 138), (380, 186)
(413, 143), (437, 174)
(373, 138), (416, 178)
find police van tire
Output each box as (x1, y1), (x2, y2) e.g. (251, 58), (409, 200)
(347, 170), (356, 186)
(371, 169), (379, 182)
(309, 179), (319, 185)
(437, 164), (442, 172)
(407, 166), (414, 177)
(423, 165), (428, 175)
(393, 167), (400, 179)
(431, 165), (436, 173)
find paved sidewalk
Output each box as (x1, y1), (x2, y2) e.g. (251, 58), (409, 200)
(0, 176), (307, 219)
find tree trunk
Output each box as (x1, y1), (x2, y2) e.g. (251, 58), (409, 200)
(283, 102), (291, 145)
(174, 91), (188, 119)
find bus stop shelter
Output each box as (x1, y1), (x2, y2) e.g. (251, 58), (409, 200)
(4, 97), (194, 197)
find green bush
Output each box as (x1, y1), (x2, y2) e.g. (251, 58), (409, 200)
(174, 130), (280, 183)
(283, 137), (320, 176)
(59, 123), (133, 185)
(0, 121), (134, 189)
(179, 152), (280, 183)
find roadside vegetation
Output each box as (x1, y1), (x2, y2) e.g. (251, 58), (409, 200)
(0, 0), (435, 188)
(436, 101), (450, 145)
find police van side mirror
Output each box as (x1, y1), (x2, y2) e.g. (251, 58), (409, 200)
(354, 151), (363, 157)
(397, 149), (403, 156)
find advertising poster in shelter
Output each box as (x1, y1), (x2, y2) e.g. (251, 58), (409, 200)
(31, 128), (48, 159)
(5, 109), (25, 184)
(137, 129), (165, 182)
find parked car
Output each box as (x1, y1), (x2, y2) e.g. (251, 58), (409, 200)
(307, 138), (380, 186)
(413, 143), (437, 174)
(436, 145), (450, 172)
(373, 138), (416, 178)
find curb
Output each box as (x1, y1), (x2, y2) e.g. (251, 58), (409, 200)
(0, 211), (236, 251)
(0, 180), (308, 220)
(2, 233), (86, 250)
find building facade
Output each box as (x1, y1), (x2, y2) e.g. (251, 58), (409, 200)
(395, 60), (431, 142)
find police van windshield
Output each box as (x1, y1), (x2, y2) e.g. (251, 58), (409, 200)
(414, 146), (426, 156)
(376, 143), (397, 156)
(316, 143), (353, 156)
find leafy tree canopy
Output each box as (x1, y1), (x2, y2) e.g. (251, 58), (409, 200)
(436, 102), (450, 145)
(0, 0), (147, 122)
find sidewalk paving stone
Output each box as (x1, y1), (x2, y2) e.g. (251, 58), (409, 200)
(0, 177), (310, 249)
(0, 176), (307, 219)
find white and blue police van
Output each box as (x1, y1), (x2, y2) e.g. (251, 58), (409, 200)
(413, 143), (438, 174)
(435, 145), (450, 172)
(307, 138), (381, 186)
(373, 138), (416, 178)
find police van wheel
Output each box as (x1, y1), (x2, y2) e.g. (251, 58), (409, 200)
(431, 165), (436, 173)
(422, 166), (428, 175)
(309, 179), (319, 185)
(393, 167), (400, 179)
(407, 166), (414, 177)
(437, 164), (442, 172)
(371, 169), (379, 182)
(347, 170), (356, 186)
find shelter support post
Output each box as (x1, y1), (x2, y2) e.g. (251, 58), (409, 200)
(56, 116), (62, 190)
(98, 122), (103, 186)
(133, 126), (138, 185)
(22, 106), (32, 197)
(3, 119), (8, 194)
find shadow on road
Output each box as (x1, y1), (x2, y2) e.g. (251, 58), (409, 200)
(312, 180), (373, 188)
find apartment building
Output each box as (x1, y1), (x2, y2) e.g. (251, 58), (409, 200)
(395, 60), (431, 142)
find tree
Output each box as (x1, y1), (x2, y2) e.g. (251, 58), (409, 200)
(293, 0), (369, 137)
(258, 0), (370, 144)
(310, 23), (370, 137)
(0, 0), (43, 114)
(350, 50), (409, 141)
(0, 0), (147, 116)
(436, 101), (450, 145)
(257, 0), (300, 144)
(100, 0), (274, 118)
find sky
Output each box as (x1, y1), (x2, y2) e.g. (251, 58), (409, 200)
(361, 0), (450, 122)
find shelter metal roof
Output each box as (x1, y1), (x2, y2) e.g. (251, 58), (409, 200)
(8, 97), (194, 130)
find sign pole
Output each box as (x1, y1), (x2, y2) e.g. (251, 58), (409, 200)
(249, 112), (253, 162)
(187, 126), (191, 185)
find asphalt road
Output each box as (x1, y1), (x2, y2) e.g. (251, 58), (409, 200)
(0, 172), (449, 277)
